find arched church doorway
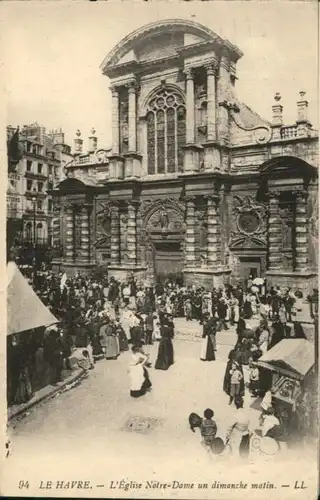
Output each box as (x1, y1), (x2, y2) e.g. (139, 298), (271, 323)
(141, 200), (185, 284)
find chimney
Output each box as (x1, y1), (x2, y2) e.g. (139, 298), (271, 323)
(88, 128), (98, 153)
(50, 128), (65, 145)
(74, 130), (83, 154)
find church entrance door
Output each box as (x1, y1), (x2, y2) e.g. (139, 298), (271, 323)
(239, 256), (262, 280)
(154, 241), (183, 283)
(142, 199), (186, 285)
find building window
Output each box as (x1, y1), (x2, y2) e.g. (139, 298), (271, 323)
(37, 200), (43, 211)
(36, 223), (44, 241)
(48, 199), (53, 212)
(37, 163), (43, 174)
(32, 145), (37, 155)
(26, 160), (32, 172)
(146, 88), (186, 175)
(37, 182), (43, 192)
(27, 180), (32, 191)
(25, 222), (32, 241)
(48, 165), (53, 175)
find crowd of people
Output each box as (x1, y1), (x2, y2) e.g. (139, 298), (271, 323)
(7, 265), (313, 458)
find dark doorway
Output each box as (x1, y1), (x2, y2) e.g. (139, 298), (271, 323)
(153, 241), (183, 283)
(239, 257), (262, 281)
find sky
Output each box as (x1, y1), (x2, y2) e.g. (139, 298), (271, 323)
(1, 1), (318, 151)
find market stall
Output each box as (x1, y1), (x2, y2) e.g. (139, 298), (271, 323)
(256, 339), (315, 438)
(7, 262), (59, 405)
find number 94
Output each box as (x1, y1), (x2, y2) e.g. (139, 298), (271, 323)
(19, 480), (29, 489)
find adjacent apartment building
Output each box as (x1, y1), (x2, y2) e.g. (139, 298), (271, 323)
(7, 123), (73, 262)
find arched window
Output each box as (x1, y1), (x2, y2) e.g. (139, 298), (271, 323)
(146, 88), (186, 175)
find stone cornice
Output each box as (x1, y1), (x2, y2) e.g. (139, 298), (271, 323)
(101, 19), (243, 73)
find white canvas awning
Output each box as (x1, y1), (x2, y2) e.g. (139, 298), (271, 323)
(256, 339), (314, 380)
(7, 262), (58, 336)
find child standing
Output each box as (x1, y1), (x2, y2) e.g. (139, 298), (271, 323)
(229, 362), (243, 405)
(248, 360), (260, 397)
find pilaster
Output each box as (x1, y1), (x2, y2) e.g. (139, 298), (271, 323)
(110, 202), (120, 265)
(184, 196), (196, 267)
(295, 190), (309, 271)
(184, 68), (195, 144)
(64, 203), (74, 261)
(126, 201), (138, 266)
(80, 204), (91, 263)
(267, 192), (282, 271)
(206, 194), (221, 266)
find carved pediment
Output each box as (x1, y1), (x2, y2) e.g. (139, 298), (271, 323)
(229, 236), (267, 250)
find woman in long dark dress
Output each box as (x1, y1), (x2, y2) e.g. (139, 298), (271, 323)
(269, 321), (285, 349)
(236, 318), (246, 343)
(223, 348), (245, 397)
(155, 322), (174, 370)
(116, 322), (129, 351)
(200, 315), (215, 361)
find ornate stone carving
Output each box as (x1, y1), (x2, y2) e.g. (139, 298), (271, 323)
(63, 201), (75, 211)
(229, 106), (272, 144)
(184, 68), (194, 80)
(95, 202), (111, 248)
(195, 210), (205, 221)
(95, 149), (110, 164)
(139, 199), (185, 245)
(279, 206), (294, 249)
(229, 195), (267, 248)
(205, 60), (218, 76)
(309, 192), (318, 240)
(296, 190), (309, 203)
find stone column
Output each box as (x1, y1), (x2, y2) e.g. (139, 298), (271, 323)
(295, 190), (309, 271)
(126, 201), (138, 266)
(65, 204), (74, 261)
(206, 61), (218, 141)
(110, 86), (120, 155)
(185, 68), (195, 144)
(206, 195), (220, 266)
(184, 197), (196, 267)
(268, 192), (282, 270)
(128, 82), (137, 152)
(80, 205), (91, 262)
(217, 54), (231, 146)
(110, 202), (120, 265)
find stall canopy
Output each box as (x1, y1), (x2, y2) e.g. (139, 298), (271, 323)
(7, 262), (58, 336)
(256, 339), (314, 380)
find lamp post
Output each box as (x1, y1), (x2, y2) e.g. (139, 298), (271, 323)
(31, 193), (37, 285)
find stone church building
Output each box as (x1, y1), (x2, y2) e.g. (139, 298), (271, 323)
(52, 19), (318, 293)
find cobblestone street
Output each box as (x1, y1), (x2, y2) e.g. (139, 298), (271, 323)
(4, 320), (317, 498)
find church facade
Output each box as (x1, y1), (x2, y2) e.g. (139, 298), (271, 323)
(52, 19), (318, 293)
